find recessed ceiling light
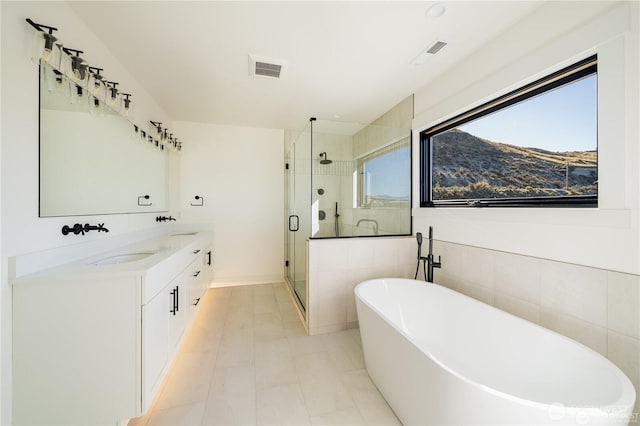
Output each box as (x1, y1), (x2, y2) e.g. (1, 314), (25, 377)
(425, 3), (446, 19)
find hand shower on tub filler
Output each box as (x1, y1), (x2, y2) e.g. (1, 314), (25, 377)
(414, 226), (441, 282)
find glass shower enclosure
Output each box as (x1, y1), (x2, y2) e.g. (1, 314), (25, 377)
(285, 123), (311, 312)
(285, 118), (412, 315)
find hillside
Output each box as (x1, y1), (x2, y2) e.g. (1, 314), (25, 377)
(432, 128), (597, 200)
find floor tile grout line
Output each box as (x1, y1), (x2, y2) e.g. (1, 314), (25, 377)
(198, 290), (230, 425)
(252, 286), (259, 426)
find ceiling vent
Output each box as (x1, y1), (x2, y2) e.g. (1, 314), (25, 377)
(249, 55), (287, 79)
(410, 39), (448, 66)
(426, 40), (447, 54)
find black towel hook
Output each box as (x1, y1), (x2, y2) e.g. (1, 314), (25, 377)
(138, 195), (152, 206)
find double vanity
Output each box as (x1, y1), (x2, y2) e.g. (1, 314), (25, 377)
(11, 231), (213, 425)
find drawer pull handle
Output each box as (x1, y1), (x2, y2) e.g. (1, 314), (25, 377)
(193, 271), (201, 277)
(170, 288), (177, 315)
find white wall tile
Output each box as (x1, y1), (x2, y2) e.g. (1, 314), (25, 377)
(308, 240), (319, 331)
(346, 266), (393, 323)
(540, 308), (608, 355)
(443, 243), (494, 289)
(371, 240), (400, 270)
(494, 251), (541, 304)
(397, 262), (419, 280)
(391, 237), (416, 267)
(494, 293), (541, 325)
(540, 260), (607, 327)
(607, 331), (640, 416)
(318, 268), (347, 328)
(464, 283), (495, 306)
(607, 272), (640, 339)
(315, 240), (347, 271)
(346, 239), (375, 269)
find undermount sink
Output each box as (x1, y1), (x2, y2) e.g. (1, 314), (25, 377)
(91, 251), (156, 266)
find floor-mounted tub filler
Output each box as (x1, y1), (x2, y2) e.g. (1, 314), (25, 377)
(355, 278), (636, 425)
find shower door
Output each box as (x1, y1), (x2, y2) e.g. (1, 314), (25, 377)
(286, 125), (311, 312)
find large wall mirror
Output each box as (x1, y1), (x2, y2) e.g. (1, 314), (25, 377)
(39, 61), (169, 217)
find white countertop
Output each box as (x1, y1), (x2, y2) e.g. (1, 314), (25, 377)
(12, 231), (212, 284)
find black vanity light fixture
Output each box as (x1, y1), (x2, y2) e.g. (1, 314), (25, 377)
(121, 93), (132, 116)
(26, 18), (182, 154)
(150, 120), (162, 134)
(62, 47), (88, 82)
(26, 19), (59, 64)
(87, 66), (107, 104)
(105, 81), (120, 109)
(149, 120), (185, 152)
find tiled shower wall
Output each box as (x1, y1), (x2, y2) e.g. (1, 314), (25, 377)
(307, 237), (415, 335)
(308, 237), (639, 415)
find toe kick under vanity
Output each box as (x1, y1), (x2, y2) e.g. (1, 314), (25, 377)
(11, 231), (213, 425)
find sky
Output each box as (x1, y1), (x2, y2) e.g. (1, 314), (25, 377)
(365, 146), (410, 199)
(458, 74), (597, 152)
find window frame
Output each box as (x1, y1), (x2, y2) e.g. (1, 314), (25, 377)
(420, 55), (598, 208)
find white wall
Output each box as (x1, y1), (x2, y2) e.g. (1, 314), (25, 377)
(1, 2), (174, 423)
(412, 1), (639, 276)
(174, 121), (284, 285)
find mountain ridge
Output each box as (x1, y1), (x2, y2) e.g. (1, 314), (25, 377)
(432, 129), (597, 199)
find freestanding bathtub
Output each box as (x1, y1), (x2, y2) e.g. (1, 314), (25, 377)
(355, 278), (636, 425)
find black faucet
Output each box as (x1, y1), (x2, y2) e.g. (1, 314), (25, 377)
(414, 226), (442, 282)
(61, 223), (109, 236)
(426, 226), (442, 283)
(156, 216), (176, 222)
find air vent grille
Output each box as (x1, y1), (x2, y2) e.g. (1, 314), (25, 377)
(255, 61), (282, 78)
(427, 40), (447, 54)
(249, 55), (287, 79)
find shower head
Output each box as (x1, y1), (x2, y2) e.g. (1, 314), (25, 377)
(319, 152), (332, 165)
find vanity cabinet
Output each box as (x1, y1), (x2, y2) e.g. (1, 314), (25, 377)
(12, 233), (212, 425)
(186, 248), (211, 323)
(142, 282), (171, 411)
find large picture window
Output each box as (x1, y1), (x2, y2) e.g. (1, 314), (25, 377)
(357, 137), (410, 207)
(420, 56), (597, 207)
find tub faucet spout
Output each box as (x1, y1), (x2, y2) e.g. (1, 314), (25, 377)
(415, 226), (442, 282)
(426, 226), (442, 283)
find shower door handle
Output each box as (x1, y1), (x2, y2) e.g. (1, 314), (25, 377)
(288, 215), (299, 232)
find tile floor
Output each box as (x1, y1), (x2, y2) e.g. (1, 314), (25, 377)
(129, 282), (400, 426)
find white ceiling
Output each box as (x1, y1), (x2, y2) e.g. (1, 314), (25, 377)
(69, 1), (543, 131)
